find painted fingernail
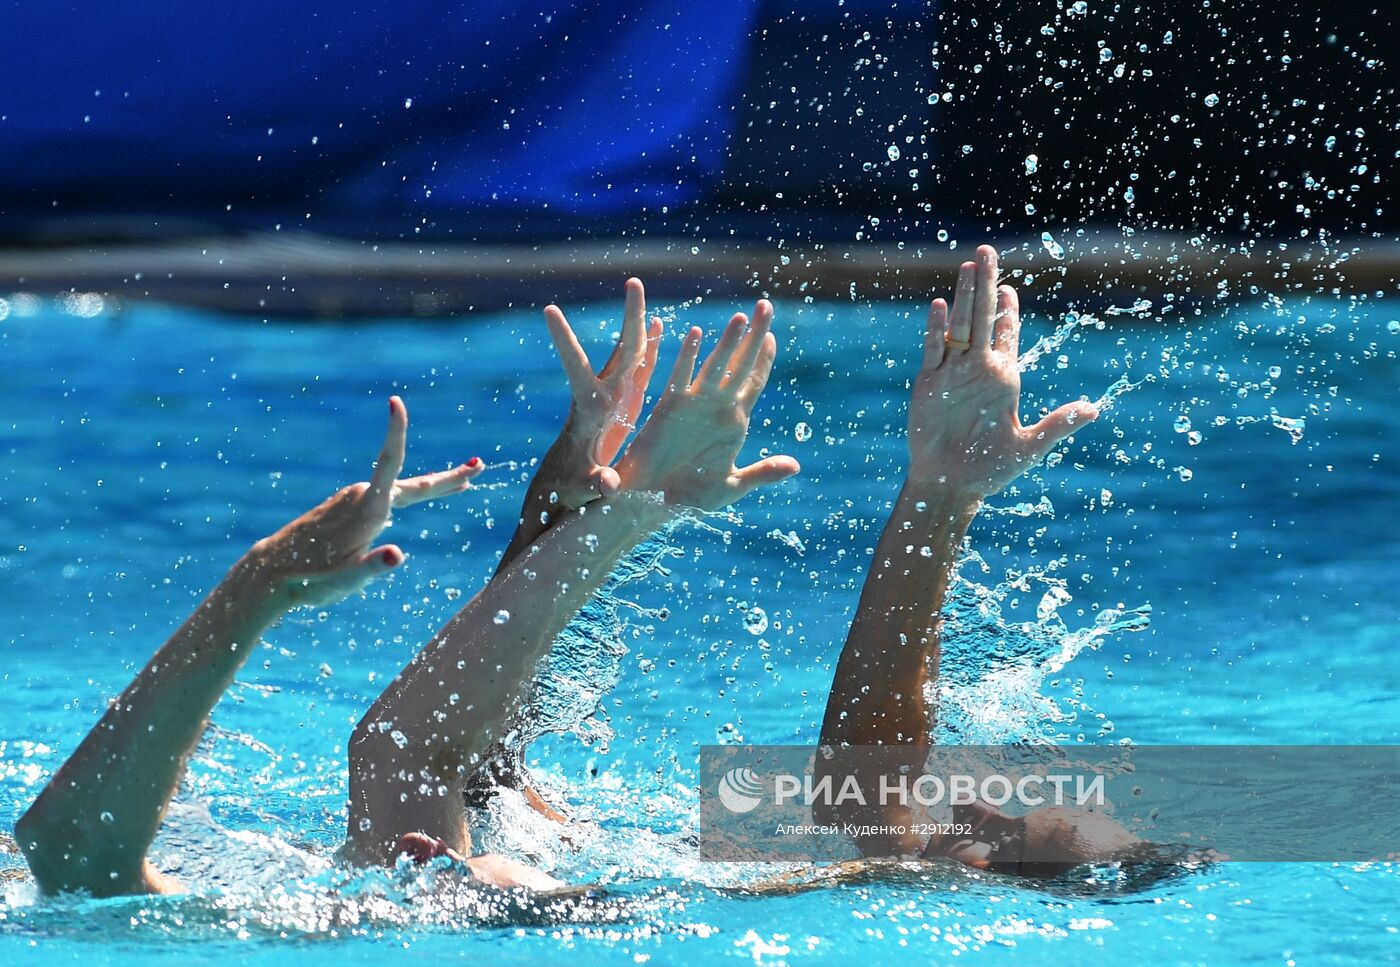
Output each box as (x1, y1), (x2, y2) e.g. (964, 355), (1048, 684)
(382, 549), (398, 565)
(467, 457), (481, 468)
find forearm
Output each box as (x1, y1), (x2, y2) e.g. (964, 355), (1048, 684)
(349, 492), (669, 860)
(381, 493), (665, 754)
(17, 553), (287, 894)
(820, 482), (979, 750)
(814, 482), (977, 854)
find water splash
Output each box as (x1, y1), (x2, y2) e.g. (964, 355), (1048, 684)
(982, 495), (1056, 518)
(1019, 309), (1096, 370)
(1, 833), (693, 940)
(766, 527), (807, 555)
(934, 552), (1151, 746)
(522, 534), (683, 750)
(1103, 298), (1154, 317)
(1092, 372), (1151, 413)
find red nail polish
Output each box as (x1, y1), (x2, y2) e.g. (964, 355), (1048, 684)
(388, 398), (397, 414)
(382, 549), (397, 565)
(467, 457), (481, 467)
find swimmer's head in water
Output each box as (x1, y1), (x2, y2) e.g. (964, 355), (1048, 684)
(942, 799), (1145, 877)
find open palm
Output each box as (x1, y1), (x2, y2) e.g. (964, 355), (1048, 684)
(543, 279), (662, 508)
(911, 245), (1097, 497)
(615, 300), (798, 511)
(253, 397), (483, 607)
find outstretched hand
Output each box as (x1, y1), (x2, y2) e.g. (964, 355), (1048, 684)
(252, 396), (484, 608)
(614, 300), (799, 511)
(542, 279), (663, 508)
(910, 244), (1097, 499)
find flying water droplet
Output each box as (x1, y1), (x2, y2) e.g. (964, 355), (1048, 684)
(743, 607), (769, 636)
(1269, 413), (1306, 445)
(1036, 586), (1072, 621)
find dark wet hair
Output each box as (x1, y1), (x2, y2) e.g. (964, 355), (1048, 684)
(461, 740), (527, 808)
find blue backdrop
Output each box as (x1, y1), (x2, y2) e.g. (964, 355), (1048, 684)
(0, 1), (761, 223)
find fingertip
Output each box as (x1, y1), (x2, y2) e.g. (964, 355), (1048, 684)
(388, 395), (408, 427)
(978, 243), (998, 263)
(379, 546), (405, 568)
(625, 276), (644, 293)
(648, 317), (664, 337)
(597, 466), (621, 498)
(765, 455), (801, 481)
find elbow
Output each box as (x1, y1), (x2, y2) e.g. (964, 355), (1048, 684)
(12, 797), (150, 897)
(12, 795), (70, 872)
(13, 800), (78, 895)
(12, 801), (45, 867)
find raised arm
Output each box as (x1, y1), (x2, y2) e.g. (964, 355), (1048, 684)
(816, 245), (1099, 859)
(15, 398), (481, 897)
(463, 281), (662, 818)
(345, 303), (798, 869)
(497, 279), (662, 573)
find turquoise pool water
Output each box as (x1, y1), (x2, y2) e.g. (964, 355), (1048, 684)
(1, 293), (1397, 964)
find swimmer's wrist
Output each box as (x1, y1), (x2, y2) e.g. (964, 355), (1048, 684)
(228, 545), (301, 615)
(519, 411), (604, 509)
(598, 489), (674, 533)
(899, 475), (985, 515)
